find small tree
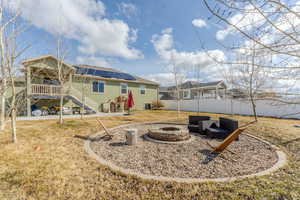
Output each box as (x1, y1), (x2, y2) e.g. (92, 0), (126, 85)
(0, 5), (28, 142)
(56, 35), (69, 125)
(80, 70), (89, 119)
(0, 5), (7, 131)
(169, 52), (187, 119)
(225, 41), (271, 121)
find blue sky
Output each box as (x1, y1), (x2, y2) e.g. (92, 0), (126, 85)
(6, 0), (230, 85)
(5, 0), (298, 92)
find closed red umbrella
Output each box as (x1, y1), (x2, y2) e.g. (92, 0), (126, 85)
(127, 90), (134, 114)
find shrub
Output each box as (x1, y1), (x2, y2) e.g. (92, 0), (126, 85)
(152, 100), (164, 109)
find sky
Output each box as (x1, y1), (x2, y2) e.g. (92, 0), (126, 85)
(3, 0), (231, 86)
(4, 0), (299, 91)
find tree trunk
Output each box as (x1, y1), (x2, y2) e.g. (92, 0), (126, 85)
(250, 95), (257, 121)
(81, 80), (85, 120)
(0, 10), (6, 132)
(250, 42), (258, 122)
(175, 73), (180, 119)
(176, 89), (180, 119)
(11, 107), (17, 143)
(0, 93), (5, 131)
(10, 81), (17, 143)
(59, 94), (63, 125)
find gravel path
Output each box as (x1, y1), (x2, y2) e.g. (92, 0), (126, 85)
(90, 123), (278, 179)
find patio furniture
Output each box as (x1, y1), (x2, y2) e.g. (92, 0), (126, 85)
(96, 118), (113, 139)
(199, 120), (219, 134)
(62, 107), (72, 115)
(188, 115), (211, 133)
(206, 117), (239, 140)
(207, 120), (257, 152)
(72, 106), (81, 114)
(32, 109), (42, 117)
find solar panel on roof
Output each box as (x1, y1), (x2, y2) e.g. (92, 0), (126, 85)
(74, 66), (88, 74)
(87, 68), (96, 75)
(74, 66), (136, 80)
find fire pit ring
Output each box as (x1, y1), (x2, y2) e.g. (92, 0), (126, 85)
(146, 124), (191, 143)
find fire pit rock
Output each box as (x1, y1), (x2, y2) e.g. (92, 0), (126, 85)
(147, 124), (190, 142)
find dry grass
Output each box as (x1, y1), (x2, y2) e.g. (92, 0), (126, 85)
(0, 110), (299, 200)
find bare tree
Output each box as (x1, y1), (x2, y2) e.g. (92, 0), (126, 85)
(224, 40), (271, 121)
(0, 4), (21, 131)
(0, 4), (28, 142)
(203, 0), (300, 102)
(80, 70), (89, 119)
(56, 35), (69, 125)
(0, 5), (7, 131)
(168, 52), (187, 119)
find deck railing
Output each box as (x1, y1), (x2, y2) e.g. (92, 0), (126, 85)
(31, 84), (64, 96)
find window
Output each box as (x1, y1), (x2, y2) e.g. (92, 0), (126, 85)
(121, 83), (128, 94)
(183, 90), (190, 99)
(140, 85), (146, 95)
(92, 81), (105, 93)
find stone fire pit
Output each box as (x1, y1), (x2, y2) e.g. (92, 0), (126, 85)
(147, 124), (190, 142)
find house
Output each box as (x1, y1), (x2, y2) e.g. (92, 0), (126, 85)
(5, 55), (159, 116)
(159, 80), (227, 100)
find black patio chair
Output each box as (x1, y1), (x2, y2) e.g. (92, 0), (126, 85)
(199, 120), (219, 135)
(188, 115), (211, 133)
(206, 117), (239, 140)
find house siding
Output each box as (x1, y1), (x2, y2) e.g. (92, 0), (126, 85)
(71, 76), (158, 111)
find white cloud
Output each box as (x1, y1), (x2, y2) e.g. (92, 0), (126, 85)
(4, 0), (142, 59)
(216, 29), (230, 40)
(192, 18), (207, 28)
(143, 73), (175, 86)
(215, 3), (300, 41)
(151, 28), (226, 84)
(215, 5), (265, 41)
(118, 3), (138, 18)
(143, 73), (197, 86)
(151, 28), (226, 68)
(76, 56), (111, 67)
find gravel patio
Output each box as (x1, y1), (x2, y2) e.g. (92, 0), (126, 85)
(90, 123), (278, 179)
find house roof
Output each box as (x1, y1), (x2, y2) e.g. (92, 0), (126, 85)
(22, 55), (75, 71)
(21, 56), (159, 86)
(162, 80), (226, 90)
(74, 64), (159, 86)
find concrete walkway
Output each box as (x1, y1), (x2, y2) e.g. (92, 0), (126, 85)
(16, 112), (125, 121)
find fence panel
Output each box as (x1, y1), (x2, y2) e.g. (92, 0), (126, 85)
(162, 99), (300, 119)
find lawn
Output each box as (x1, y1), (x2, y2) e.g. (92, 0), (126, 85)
(0, 110), (299, 200)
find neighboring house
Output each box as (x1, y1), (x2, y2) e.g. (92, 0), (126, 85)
(227, 88), (281, 100)
(5, 55), (159, 116)
(159, 80), (227, 100)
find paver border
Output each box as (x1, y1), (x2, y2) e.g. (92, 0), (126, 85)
(84, 122), (288, 183)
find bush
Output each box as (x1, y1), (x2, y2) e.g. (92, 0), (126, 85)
(152, 100), (164, 109)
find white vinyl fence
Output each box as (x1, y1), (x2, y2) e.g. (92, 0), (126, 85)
(162, 99), (300, 119)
